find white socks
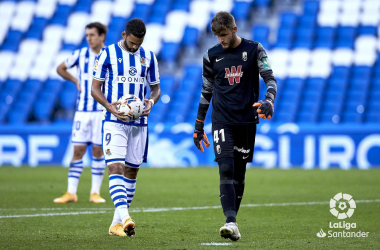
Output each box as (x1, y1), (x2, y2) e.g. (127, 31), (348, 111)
(90, 157), (106, 194)
(67, 160), (83, 195)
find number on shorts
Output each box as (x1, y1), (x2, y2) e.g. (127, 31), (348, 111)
(75, 121), (81, 130)
(213, 129), (225, 143)
(105, 133), (111, 145)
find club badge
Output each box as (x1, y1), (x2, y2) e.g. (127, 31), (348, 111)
(242, 51), (247, 61)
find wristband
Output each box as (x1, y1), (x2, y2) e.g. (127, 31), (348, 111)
(149, 99), (155, 106)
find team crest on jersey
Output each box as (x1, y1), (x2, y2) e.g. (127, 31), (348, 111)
(94, 60), (99, 71)
(129, 66), (137, 76)
(140, 57), (146, 66)
(242, 51), (247, 61)
(225, 66), (243, 85)
(106, 149), (111, 156)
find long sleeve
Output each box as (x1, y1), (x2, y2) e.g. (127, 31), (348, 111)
(196, 50), (214, 121)
(257, 43), (277, 101)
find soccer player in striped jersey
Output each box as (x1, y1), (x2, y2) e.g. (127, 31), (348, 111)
(92, 18), (161, 237)
(54, 22), (108, 204)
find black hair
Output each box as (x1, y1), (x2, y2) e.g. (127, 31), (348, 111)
(125, 18), (146, 38)
(85, 22), (108, 36)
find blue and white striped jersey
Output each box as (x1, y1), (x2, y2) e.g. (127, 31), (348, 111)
(65, 47), (103, 112)
(93, 41), (160, 126)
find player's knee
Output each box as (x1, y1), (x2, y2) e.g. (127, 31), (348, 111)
(108, 163), (124, 175)
(125, 167), (139, 179)
(92, 146), (103, 158)
(217, 158), (234, 180)
(233, 179), (245, 186)
(73, 146), (86, 160)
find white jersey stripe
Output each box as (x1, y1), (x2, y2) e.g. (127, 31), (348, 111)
(65, 47), (102, 112)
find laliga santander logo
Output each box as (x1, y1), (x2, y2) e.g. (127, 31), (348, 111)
(330, 193), (356, 219)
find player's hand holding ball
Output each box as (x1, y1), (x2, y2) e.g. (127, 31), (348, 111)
(141, 99), (154, 116)
(253, 96), (274, 120)
(193, 119), (210, 152)
(114, 94), (144, 122)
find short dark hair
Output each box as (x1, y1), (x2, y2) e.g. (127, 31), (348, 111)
(211, 11), (236, 35)
(125, 18), (146, 38)
(85, 22), (108, 37)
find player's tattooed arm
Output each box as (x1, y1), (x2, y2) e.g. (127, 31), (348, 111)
(257, 43), (277, 103)
(142, 83), (161, 116)
(197, 50), (214, 121)
(91, 79), (126, 121)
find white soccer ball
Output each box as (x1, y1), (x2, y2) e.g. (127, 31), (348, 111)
(117, 94), (144, 121)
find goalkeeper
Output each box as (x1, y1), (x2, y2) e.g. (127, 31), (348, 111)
(193, 11), (277, 241)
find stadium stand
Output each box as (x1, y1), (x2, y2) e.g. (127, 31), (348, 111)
(0, 0), (379, 125)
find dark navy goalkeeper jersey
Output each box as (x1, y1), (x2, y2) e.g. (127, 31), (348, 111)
(200, 38), (277, 125)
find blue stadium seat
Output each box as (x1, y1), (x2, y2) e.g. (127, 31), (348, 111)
(3, 80), (23, 95)
(149, 3), (170, 24)
(172, 0), (190, 11)
(352, 66), (371, 80)
(59, 90), (77, 110)
(320, 112), (340, 123)
(182, 27), (199, 47)
(26, 17), (48, 39)
(305, 78), (325, 92)
(358, 26), (377, 36)
(160, 76), (175, 95)
(105, 30), (121, 45)
(280, 12), (297, 28)
(108, 17), (126, 34)
(50, 5), (72, 25)
(24, 80), (43, 93)
(321, 100), (343, 114)
(275, 111), (295, 123)
(44, 80), (63, 94)
(335, 26), (356, 48)
(232, 1), (251, 22)
(325, 91), (345, 103)
(62, 44), (77, 51)
(253, 0), (270, 7)
(8, 102), (30, 124)
(284, 78), (303, 90)
(331, 66), (350, 81)
(343, 112), (363, 123)
(252, 25), (270, 42)
(1, 30), (23, 52)
(303, 0), (319, 15)
(346, 91), (366, 105)
(74, 0), (93, 13)
(298, 15), (316, 28)
(369, 90), (380, 102)
(303, 91), (322, 103)
(297, 111), (318, 123)
(327, 79), (347, 91)
(366, 112), (380, 123)
(350, 78), (370, 91)
(130, 4), (151, 22)
(314, 27), (335, 48)
(280, 90), (301, 102)
(184, 64), (202, 82)
(160, 42), (180, 62)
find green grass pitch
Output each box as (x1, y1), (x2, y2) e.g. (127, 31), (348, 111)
(0, 167), (379, 249)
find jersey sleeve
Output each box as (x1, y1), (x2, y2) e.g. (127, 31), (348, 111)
(64, 49), (80, 68)
(147, 51), (160, 85)
(93, 48), (109, 81)
(257, 43), (277, 100)
(196, 50), (214, 121)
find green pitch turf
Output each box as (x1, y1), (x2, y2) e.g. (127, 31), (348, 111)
(0, 167), (379, 249)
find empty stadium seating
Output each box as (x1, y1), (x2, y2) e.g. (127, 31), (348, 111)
(0, 0), (379, 125)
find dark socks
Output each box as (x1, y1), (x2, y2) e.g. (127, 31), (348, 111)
(218, 158), (236, 223)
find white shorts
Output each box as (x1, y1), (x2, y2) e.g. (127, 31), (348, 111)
(102, 122), (148, 168)
(71, 111), (103, 147)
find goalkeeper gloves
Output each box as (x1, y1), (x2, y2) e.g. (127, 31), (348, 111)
(253, 97), (274, 120)
(193, 119), (210, 152)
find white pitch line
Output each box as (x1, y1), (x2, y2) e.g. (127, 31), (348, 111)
(201, 243), (232, 246)
(0, 211), (107, 219)
(1, 199), (379, 218)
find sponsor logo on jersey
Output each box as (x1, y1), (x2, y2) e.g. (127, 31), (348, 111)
(242, 51), (247, 61)
(117, 76), (144, 83)
(225, 66), (243, 85)
(234, 146), (250, 154)
(216, 145), (221, 154)
(118, 58), (122, 63)
(129, 66), (137, 76)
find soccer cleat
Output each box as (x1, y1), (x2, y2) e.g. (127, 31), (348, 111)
(89, 193), (106, 203)
(53, 192), (78, 203)
(220, 222), (241, 241)
(123, 217), (136, 237)
(109, 223), (127, 236)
